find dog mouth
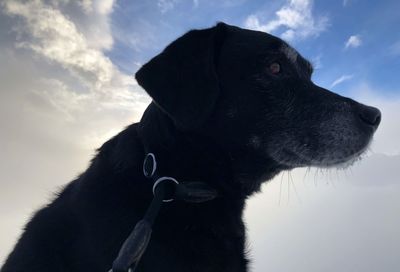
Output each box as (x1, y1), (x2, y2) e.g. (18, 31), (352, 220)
(275, 145), (366, 168)
(274, 144), (370, 170)
(268, 123), (376, 170)
(303, 142), (371, 169)
(266, 100), (381, 170)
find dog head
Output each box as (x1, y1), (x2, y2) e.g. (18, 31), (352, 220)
(136, 22), (381, 184)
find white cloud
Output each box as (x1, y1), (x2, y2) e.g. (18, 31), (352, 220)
(4, 0), (114, 89)
(2, 0), (148, 116)
(246, 164), (400, 272)
(345, 34), (362, 49)
(330, 74), (354, 88)
(78, 0), (93, 13)
(157, 0), (178, 13)
(311, 54), (323, 69)
(93, 0), (114, 14)
(244, 0), (329, 41)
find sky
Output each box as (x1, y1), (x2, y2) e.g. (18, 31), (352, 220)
(0, 0), (399, 271)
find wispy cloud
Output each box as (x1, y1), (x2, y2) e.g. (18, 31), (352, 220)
(0, 0), (150, 157)
(244, 0), (329, 41)
(330, 74), (354, 88)
(2, 0), (147, 117)
(4, 1), (113, 88)
(345, 35), (362, 49)
(342, 0), (350, 7)
(157, 0), (178, 13)
(389, 40), (400, 56)
(311, 54), (323, 70)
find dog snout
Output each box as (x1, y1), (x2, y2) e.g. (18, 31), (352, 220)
(357, 104), (381, 129)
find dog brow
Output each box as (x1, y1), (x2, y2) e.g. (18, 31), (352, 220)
(281, 44), (313, 76)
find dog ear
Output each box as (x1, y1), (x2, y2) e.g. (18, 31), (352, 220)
(135, 23), (227, 131)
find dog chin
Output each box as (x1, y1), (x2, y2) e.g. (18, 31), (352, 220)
(317, 145), (370, 169)
(307, 141), (371, 170)
(271, 141), (371, 170)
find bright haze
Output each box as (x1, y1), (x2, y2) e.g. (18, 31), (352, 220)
(1, 1), (399, 271)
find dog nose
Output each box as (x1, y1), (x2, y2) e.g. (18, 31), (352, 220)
(358, 105), (381, 128)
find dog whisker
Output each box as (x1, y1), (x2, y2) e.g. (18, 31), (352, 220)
(289, 171), (301, 204)
(279, 171), (285, 206)
(287, 170), (290, 205)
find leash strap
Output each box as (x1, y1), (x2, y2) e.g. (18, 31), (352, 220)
(109, 153), (217, 272)
(111, 183), (166, 272)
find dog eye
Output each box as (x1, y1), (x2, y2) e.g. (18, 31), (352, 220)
(269, 62), (280, 74)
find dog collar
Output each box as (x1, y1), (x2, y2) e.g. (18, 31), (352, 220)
(110, 153), (218, 272)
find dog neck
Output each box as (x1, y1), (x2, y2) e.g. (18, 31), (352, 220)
(137, 103), (282, 199)
(138, 104), (240, 199)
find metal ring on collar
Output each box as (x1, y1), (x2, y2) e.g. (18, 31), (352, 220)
(152, 176), (179, 202)
(143, 153), (157, 178)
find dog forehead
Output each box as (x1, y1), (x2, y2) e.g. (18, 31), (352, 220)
(280, 44), (298, 64)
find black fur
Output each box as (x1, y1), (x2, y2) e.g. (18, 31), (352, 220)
(1, 22), (380, 272)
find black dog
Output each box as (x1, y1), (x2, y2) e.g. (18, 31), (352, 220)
(1, 22), (381, 272)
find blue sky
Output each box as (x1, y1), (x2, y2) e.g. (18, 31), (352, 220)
(0, 1), (400, 271)
(107, 0), (400, 96)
